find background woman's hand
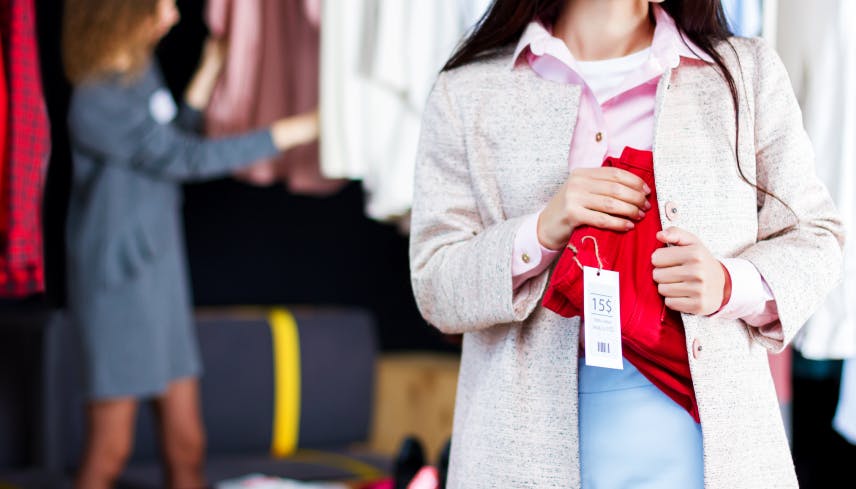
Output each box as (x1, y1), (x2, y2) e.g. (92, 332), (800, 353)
(536, 166), (651, 250)
(271, 110), (320, 152)
(185, 36), (228, 110)
(652, 227), (728, 315)
(198, 36), (228, 75)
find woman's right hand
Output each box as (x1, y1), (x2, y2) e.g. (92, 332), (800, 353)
(271, 110), (320, 151)
(536, 167), (652, 250)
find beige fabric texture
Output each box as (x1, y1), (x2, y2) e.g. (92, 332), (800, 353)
(409, 37), (844, 489)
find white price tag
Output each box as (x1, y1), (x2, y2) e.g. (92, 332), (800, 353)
(583, 266), (623, 370)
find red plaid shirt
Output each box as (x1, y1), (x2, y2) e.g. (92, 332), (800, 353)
(0, 33), (7, 237)
(0, 0), (50, 297)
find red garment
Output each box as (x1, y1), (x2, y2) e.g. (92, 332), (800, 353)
(0, 34), (8, 234)
(542, 147), (699, 422)
(0, 0), (50, 297)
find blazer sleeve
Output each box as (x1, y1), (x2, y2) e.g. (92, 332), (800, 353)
(69, 85), (279, 182)
(737, 39), (845, 352)
(409, 73), (549, 334)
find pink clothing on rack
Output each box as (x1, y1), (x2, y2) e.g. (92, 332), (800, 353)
(509, 6), (781, 330)
(303, 0), (321, 28)
(205, 0), (344, 195)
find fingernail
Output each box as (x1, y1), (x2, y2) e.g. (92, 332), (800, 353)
(638, 210), (646, 219)
(643, 183), (651, 194)
(644, 200), (652, 211)
(626, 221), (635, 230)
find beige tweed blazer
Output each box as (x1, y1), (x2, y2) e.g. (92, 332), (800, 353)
(409, 37), (844, 489)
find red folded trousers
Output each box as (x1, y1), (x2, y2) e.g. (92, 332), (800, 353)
(542, 147), (699, 423)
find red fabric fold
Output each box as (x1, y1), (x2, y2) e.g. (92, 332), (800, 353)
(543, 147), (699, 422)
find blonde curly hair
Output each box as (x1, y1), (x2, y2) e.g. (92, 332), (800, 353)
(62, 0), (160, 84)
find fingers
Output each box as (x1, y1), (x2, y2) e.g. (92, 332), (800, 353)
(651, 245), (700, 268)
(651, 264), (697, 284)
(575, 167), (651, 194)
(581, 193), (646, 221)
(663, 297), (697, 314)
(656, 267), (705, 314)
(656, 227), (700, 246)
(585, 179), (651, 213)
(656, 282), (695, 298)
(576, 166), (651, 194)
(574, 207), (635, 232)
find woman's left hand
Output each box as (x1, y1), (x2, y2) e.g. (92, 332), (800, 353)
(651, 227), (727, 316)
(199, 36), (228, 75)
(185, 37), (229, 110)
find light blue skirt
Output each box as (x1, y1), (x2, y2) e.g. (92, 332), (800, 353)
(579, 357), (704, 489)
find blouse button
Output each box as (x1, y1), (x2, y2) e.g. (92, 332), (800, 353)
(522, 253), (531, 264)
(595, 132), (603, 143)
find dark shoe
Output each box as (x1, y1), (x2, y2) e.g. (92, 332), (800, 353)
(393, 435), (426, 489)
(437, 438), (451, 489)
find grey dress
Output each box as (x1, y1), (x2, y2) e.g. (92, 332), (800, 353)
(66, 63), (279, 399)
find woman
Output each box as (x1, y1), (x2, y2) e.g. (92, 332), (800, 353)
(409, 0), (844, 487)
(62, 0), (317, 487)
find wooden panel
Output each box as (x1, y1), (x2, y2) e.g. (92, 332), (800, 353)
(368, 353), (460, 463)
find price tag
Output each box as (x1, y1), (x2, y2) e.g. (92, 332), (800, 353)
(583, 266), (623, 370)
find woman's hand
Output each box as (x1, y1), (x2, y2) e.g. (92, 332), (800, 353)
(198, 36), (228, 74)
(536, 167), (651, 250)
(185, 37), (228, 110)
(271, 110), (320, 152)
(652, 227), (728, 315)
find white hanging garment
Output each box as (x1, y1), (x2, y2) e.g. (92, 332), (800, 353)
(319, 0), (370, 181)
(319, 0), (491, 223)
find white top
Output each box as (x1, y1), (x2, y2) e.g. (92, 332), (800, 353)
(575, 47), (652, 104)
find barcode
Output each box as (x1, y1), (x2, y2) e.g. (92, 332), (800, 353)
(597, 342), (610, 353)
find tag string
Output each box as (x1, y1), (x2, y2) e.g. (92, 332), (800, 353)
(568, 235), (604, 274)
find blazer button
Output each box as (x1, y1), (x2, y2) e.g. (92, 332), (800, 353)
(665, 201), (679, 221)
(692, 338), (702, 360)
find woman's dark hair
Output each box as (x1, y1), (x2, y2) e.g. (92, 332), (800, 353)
(445, 0), (791, 218)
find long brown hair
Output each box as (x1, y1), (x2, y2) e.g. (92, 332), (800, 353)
(445, 0), (737, 120)
(62, 0), (160, 84)
(445, 0), (791, 215)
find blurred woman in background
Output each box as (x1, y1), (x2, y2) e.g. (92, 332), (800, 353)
(62, 1), (317, 487)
